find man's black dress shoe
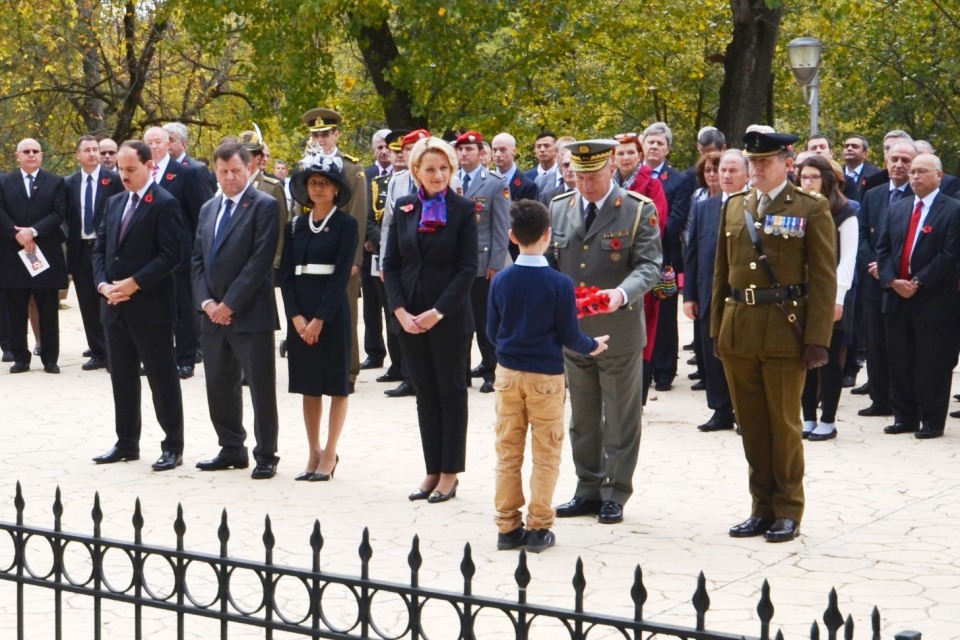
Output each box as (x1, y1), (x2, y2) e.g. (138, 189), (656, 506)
(858, 404), (893, 417)
(915, 427), (944, 440)
(93, 447), (140, 464)
(654, 381), (672, 392)
(151, 452), (183, 471)
(763, 518), (800, 542)
(470, 364), (491, 378)
(841, 375), (856, 388)
(598, 501), (623, 524)
(10, 362), (29, 373)
(883, 422), (918, 435)
(950, 410), (960, 419)
(178, 365), (194, 379)
(479, 380), (495, 393)
(82, 358), (106, 371)
(83, 349), (93, 358)
(279, 340), (287, 358)
(376, 372), (403, 383)
(682, 341), (695, 351)
(427, 480), (458, 503)
(360, 357), (383, 370)
(385, 381), (414, 397)
(44, 364), (60, 374)
(686, 356), (697, 366)
(555, 496), (602, 518)
(497, 526), (529, 551)
(850, 382), (870, 395)
(1, 351), (14, 363)
(251, 461), (278, 479)
(195, 350), (203, 364)
(196, 452), (249, 471)
(690, 380), (706, 391)
(729, 516), (775, 538)
(954, 393), (960, 402)
(698, 415), (735, 432)
(687, 371), (701, 380)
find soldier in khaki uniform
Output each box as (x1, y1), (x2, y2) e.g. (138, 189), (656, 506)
(302, 108), (369, 390)
(549, 140), (662, 525)
(237, 130), (289, 276)
(711, 131), (837, 542)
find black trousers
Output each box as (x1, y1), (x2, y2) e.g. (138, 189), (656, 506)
(0, 289), (10, 353)
(361, 251), (386, 363)
(399, 322), (470, 475)
(885, 310), (959, 431)
(106, 318), (183, 454)
(74, 240), (106, 359)
(174, 270), (199, 367)
(802, 327), (845, 423)
(864, 296), (892, 411)
(375, 277), (405, 379)
(697, 315), (733, 419)
(651, 294), (679, 384)
(470, 277), (497, 381)
(202, 327), (278, 464)
(5, 288), (59, 366)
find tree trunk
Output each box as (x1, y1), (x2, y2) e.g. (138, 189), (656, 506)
(76, 0), (106, 134)
(715, 0), (783, 144)
(355, 19), (428, 131)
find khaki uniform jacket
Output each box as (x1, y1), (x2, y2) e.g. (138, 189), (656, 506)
(710, 182), (837, 355)
(250, 169), (288, 268)
(337, 151), (368, 268)
(549, 188), (663, 355)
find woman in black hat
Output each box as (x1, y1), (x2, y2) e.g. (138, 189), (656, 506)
(279, 152), (359, 481)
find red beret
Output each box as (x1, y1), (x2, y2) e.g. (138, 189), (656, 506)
(455, 130), (484, 147)
(402, 129), (431, 148)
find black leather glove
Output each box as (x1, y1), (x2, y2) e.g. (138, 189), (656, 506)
(802, 345), (829, 369)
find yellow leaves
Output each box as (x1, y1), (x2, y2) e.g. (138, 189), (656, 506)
(438, 7), (445, 16)
(343, 75), (356, 91)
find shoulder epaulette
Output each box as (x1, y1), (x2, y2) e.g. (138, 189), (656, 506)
(552, 190), (576, 202)
(728, 189), (748, 200)
(625, 191), (654, 205)
(488, 169), (504, 179)
(340, 152), (359, 164)
(261, 175), (281, 185)
(795, 186), (824, 200)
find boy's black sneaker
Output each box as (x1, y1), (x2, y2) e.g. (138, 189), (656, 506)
(497, 527), (529, 550)
(524, 529), (556, 554)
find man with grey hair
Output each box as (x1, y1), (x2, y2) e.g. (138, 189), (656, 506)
(164, 122), (216, 190)
(642, 121), (693, 393)
(862, 129), (914, 195)
(365, 129), (392, 182)
(914, 141), (960, 197)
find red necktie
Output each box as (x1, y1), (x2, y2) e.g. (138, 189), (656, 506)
(899, 201), (923, 279)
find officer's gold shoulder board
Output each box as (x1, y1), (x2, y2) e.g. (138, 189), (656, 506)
(261, 175), (281, 185)
(625, 191), (654, 205)
(489, 169), (504, 178)
(795, 186), (824, 200)
(727, 189), (748, 201)
(552, 190), (576, 202)
(340, 152), (360, 164)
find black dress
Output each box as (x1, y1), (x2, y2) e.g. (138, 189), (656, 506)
(279, 209), (359, 396)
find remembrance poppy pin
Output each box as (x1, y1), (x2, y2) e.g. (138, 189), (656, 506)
(610, 238), (622, 250)
(400, 203), (414, 213)
(144, 193), (154, 204)
(100, 178), (111, 186)
(166, 173), (175, 181)
(922, 225), (933, 234)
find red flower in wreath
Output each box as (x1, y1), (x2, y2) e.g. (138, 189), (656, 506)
(922, 225), (933, 234)
(143, 193), (154, 204)
(610, 238), (622, 250)
(100, 178), (111, 186)
(165, 173), (175, 181)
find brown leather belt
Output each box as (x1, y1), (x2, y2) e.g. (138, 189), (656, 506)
(730, 284), (807, 306)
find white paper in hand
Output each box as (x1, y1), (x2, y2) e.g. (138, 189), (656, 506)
(19, 245), (50, 277)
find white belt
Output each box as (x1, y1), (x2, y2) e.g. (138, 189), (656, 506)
(294, 264), (335, 276)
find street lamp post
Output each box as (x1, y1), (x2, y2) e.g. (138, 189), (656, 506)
(787, 37), (823, 138)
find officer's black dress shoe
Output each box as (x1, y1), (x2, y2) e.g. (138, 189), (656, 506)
(555, 496), (602, 518)
(598, 501), (623, 524)
(654, 381), (673, 392)
(841, 375), (856, 388)
(915, 426), (944, 440)
(360, 357), (383, 370)
(82, 357), (106, 371)
(884, 422), (918, 435)
(408, 487), (434, 501)
(950, 410), (960, 419)
(690, 380), (706, 391)
(178, 365), (194, 379)
(83, 349), (93, 358)
(376, 372), (403, 383)
(93, 447), (140, 464)
(954, 393), (960, 402)
(763, 518), (800, 542)
(686, 356), (697, 366)
(850, 382), (870, 395)
(385, 381), (414, 397)
(251, 461), (278, 479)
(151, 452), (183, 471)
(698, 415), (735, 432)
(470, 364), (490, 378)
(196, 451), (249, 471)
(10, 362), (29, 373)
(858, 404), (893, 417)
(44, 364), (60, 374)
(687, 371), (701, 380)
(729, 516), (775, 538)
(1, 351), (14, 363)
(479, 380), (495, 393)
(682, 341), (695, 351)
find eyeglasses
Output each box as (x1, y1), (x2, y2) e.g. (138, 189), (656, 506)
(20, 149), (41, 155)
(907, 168), (935, 177)
(799, 174), (822, 182)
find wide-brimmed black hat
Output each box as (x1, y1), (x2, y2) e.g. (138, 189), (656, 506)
(290, 151), (353, 208)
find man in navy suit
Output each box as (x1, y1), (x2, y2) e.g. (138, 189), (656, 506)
(92, 140), (185, 471)
(876, 152), (960, 439)
(163, 122), (216, 191)
(643, 122), (693, 391)
(841, 135), (881, 203)
(65, 134), (125, 370)
(856, 141), (916, 418)
(0, 138), (68, 373)
(683, 150), (748, 432)
(144, 125), (215, 379)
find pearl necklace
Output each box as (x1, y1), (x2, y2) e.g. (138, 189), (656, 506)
(308, 207), (337, 234)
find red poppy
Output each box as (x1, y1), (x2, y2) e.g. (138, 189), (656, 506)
(143, 193), (154, 204)
(513, 178), (521, 186)
(922, 225), (933, 234)
(100, 178), (111, 186)
(660, 171), (669, 180)
(165, 173), (175, 181)
(475, 202), (483, 212)
(400, 203), (414, 213)
(610, 238), (622, 250)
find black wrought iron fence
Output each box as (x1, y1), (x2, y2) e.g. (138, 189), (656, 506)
(0, 483), (924, 639)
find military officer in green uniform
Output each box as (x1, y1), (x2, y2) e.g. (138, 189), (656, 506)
(302, 107), (369, 390)
(711, 131), (837, 542)
(238, 129), (289, 277)
(550, 140), (662, 525)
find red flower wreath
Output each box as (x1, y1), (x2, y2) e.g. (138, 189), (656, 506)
(143, 193), (154, 204)
(574, 286), (611, 319)
(609, 238), (622, 250)
(922, 225), (933, 234)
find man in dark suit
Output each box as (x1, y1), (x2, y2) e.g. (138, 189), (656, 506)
(492, 132), (539, 262)
(192, 141), (280, 479)
(862, 130), (914, 195)
(682, 149), (748, 432)
(360, 128), (393, 370)
(524, 131), (559, 193)
(643, 122), (693, 391)
(92, 140), (185, 471)
(876, 153), (960, 439)
(164, 122), (216, 191)
(0, 138), (68, 373)
(65, 134), (125, 370)
(99, 138), (119, 171)
(841, 135), (881, 203)
(915, 141), (960, 198)
(144, 125), (215, 379)
(538, 148), (576, 205)
(856, 140), (917, 418)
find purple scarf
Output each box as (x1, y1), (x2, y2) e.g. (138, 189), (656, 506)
(417, 186), (448, 233)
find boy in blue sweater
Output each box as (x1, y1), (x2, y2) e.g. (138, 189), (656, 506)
(487, 200), (608, 553)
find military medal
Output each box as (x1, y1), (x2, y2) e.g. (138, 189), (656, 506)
(610, 252), (621, 262)
(797, 218), (806, 238)
(764, 217), (774, 235)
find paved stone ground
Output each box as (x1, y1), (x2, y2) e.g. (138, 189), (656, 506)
(0, 289), (957, 638)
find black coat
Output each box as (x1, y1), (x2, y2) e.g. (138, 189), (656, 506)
(0, 169), (68, 289)
(65, 168), (124, 274)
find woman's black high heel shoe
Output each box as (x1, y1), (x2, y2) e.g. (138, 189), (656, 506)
(427, 480), (458, 503)
(309, 454), (339, 482)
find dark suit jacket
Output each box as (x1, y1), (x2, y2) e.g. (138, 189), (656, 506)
(847, 162), (881, 202)
(180, 154), (216, 192)
(858, 183), (913, 302)
(92, 185), (184, 327)
(0, 169), (68, 289)
(65, 168), (124, 274)
(382, 192), (478, 336)
(876, 191), (960, 319)
(659, 162), (694, 272)
(506, 168), (539, 202)
(682, 194), (723, 317)
(941, 174), (960, 198)
(191, 186), (280, 333)
(157, 157), (215, 268)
